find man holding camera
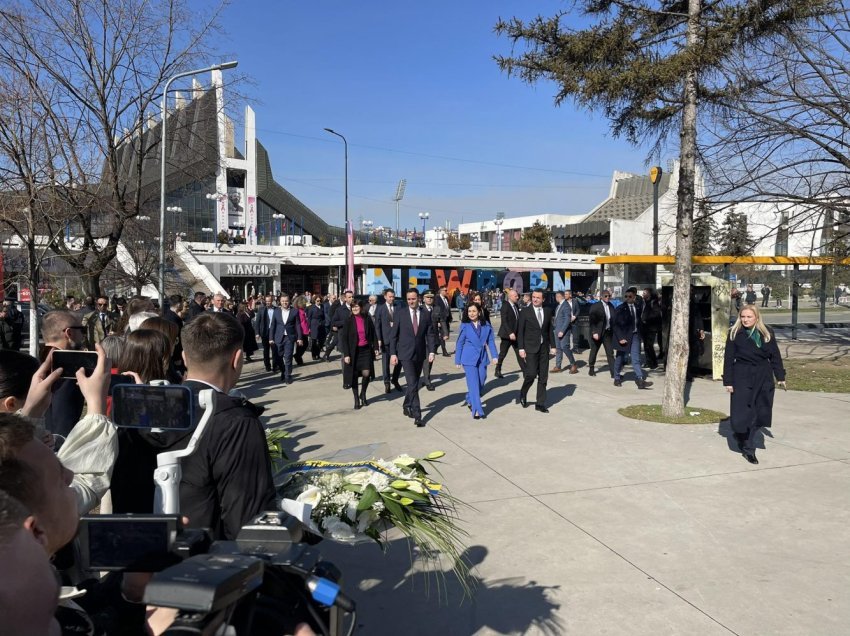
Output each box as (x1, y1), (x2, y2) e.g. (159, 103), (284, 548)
(147, 312), (276, 540)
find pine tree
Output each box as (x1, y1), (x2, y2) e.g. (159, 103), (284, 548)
(516, 221), (553, 253)
(693, 201), (718, 257)
(717, 211), (754, 256)
(495, 0), (833, 416)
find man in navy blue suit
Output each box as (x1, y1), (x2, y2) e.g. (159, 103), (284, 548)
(375, 288), (401, 394)
(254, 293), (277, 372)
(388, 289), (436, 427)
(269, 293), (303, 384)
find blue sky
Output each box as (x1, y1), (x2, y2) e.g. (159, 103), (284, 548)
(215, 1), (654, 231)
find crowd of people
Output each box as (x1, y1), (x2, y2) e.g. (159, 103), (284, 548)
(0, 281), (788, 634)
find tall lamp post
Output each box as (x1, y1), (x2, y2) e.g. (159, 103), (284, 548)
(160, 60), (237, 306)
(362, 219), (373, 244)
(393, 179), (407, 240)
(649, 165), (662, 286)
(418, 212), (429, 246)
(494, 217), (504, 251)
(324, 128), (350, 291)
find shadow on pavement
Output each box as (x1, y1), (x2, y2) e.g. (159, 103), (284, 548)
(317, 540), (563, 635)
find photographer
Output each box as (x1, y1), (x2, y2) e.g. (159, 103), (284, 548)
(144, 312), (276, 539)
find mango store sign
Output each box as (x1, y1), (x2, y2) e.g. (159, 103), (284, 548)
(225, 264), (271, 277)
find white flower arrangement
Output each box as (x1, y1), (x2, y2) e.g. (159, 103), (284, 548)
(278, 451), (472, 592)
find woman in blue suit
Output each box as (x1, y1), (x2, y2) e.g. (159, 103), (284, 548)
(455, 302), (498, 420)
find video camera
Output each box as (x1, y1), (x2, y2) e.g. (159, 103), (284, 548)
(79, 511), (353, 636)
(94, 384), (355, 636)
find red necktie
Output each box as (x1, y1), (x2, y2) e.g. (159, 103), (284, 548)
(412, 309), (419, 335)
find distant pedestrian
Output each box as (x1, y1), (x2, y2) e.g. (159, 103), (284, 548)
(761, 284), (771, 307)
(723, 304), (786, 465)
(613, 287), (653, 390)
(745, 284), (757, 305)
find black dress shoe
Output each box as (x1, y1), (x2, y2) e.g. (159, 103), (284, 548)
(384, 382), (391, 394)
(392, 381), (403, 393)
(414, 418), (425, 427)
(744, 453), (759, 464)
(473, 414), (481, 420)
(343, 384), (351, 390)
(403, 407), (411, 418)
(426, 384), (435, 391)
(535, 405), (549, 413)
(265, 367), (272, 372)
(636, 379), (653, 389)
(518, 397), (529, 408)
(494, 369), (503, 379)
(613, 378), (622, 387)
(588, 367), (596, 377)
(286, 378), (293, 385)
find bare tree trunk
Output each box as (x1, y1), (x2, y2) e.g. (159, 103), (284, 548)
(662, 0), (701, 418)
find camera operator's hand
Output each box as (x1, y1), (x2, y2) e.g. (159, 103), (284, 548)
(76, 343), (111, 416)
(121, 371), (144, 384)
(21, 352), (64, 418)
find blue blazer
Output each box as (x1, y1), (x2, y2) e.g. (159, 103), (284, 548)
(454, 322), (498, 366)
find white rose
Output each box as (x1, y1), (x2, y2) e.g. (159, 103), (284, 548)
(345, 470), (374, 488)
(295, 486), (322, 509)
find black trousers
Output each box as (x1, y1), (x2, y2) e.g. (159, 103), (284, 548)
(381, 344), (401, 385)
(520, 349), (548, 406)
(421, 355), (433, 388)
(436, 321), (449, 355)
(641, 327), (659, 367)
(588, 330), (615, 376)
(497, 337), (526, 373)
(324, 330), (339, 358)
(261, 334), (277, 370)
(400, 358), (425, 417)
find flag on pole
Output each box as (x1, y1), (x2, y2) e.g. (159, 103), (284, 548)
(346, 221), (355, 292)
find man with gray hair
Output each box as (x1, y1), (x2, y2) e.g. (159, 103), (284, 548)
(208, 293), (227, 314)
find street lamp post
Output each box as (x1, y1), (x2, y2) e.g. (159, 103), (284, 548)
(393, 179), (407, 240)
(362, 219), (373, 245)
(160, 60), (237, 307)
(494, 218), (504, 251)
(324, 128), (350, 291)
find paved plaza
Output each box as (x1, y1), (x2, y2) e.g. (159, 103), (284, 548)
(239, 328), (850, 636)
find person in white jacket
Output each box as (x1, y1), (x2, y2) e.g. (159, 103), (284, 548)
(0, 347), (117, 513)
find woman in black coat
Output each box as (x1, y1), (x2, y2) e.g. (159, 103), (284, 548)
(723, 305), (786, 464)
(339, 300), (378, 409)
(237, 302), (258, 361)
(307, 295), (326, 360)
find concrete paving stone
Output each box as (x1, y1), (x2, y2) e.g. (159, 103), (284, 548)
(316, 497), (732, 636)
(538, 461), (850, 636)
(236, 337), (850, 636)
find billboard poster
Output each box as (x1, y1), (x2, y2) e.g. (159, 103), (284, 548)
(246, 196), (257, 245)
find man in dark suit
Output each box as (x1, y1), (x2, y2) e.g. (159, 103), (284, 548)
(588, 291), (616, 377)
(432, 285), (452, 356)
(517, 290), (555, 412)
(495, 289), (525, 378)
(269, 293), (303, 384)
(187, 291), (206, 322)
(375, 288), (401, 393)
(613, 287), (653, 389)
(254, 294), (278, 372)
(420, 290), (438, 390)
(388, 289), (436, 427)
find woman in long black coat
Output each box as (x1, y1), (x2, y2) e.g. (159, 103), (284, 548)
(307, 295), (326, 360)
(723, 305), (786, 464)
(339, 300), (378, 409)
(237, 302), (258, 361)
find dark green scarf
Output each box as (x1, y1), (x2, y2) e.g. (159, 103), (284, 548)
(747, 327), (762, 348)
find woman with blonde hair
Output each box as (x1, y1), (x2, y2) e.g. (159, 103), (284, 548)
(722, 304), (786, 464)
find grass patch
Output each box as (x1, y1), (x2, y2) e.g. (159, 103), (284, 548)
(618, 404), (727, 425)
(784, 359), (850, 393)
